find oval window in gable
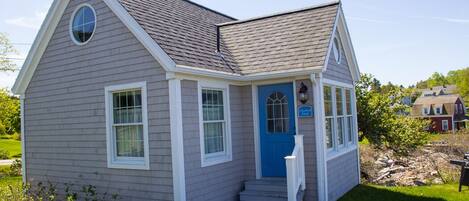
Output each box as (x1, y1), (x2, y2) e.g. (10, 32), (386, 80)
(70, 4), (96, 45)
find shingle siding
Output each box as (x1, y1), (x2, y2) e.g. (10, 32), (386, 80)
(24, 0), (173, 200)
(181, 80), (255, 201)
(327, 150), (360, 201)
(295, 80), (318, 201)
(323, 33), (353, 85)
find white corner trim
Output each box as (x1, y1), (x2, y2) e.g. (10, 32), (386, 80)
(103, 0), (176, 72)
(251, 84), (262, 179)
(69, 3), (97, 46)
(104, 81), (150, 170)
(197, 80), (233, 167)
(12, 0), (70, 95)
(20, 96), (26, 183)
(168, 79), (187, 201)
(311, 73), (328, 201)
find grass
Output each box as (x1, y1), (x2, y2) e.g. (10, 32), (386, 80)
(0, 176), (21, 186)
(340, 184), (469, 201)
(0, 139), (21, 159)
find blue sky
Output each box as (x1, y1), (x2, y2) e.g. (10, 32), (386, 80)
(1, 0), (468, 89)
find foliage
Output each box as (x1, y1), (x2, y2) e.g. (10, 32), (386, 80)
(0, 177), (120, 201)
(0, 33), (17, 72)
(0, 149), (9, 160)
(416, 68), (469, 101)
(339, 184), (469, 201)
(356, 74), (430, 154)
(0, 89), (20, 135)
(8, 159), (22, 176)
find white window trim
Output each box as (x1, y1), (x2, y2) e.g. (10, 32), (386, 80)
(69, 3), (97, 46)
(332, 36), (342, 64)
(442, 120), (449, 131)
(323, 81), (358, 160)
(434, 107), (442, 115)
(198, 81), (232, 167)
(105, 81), (150, 170)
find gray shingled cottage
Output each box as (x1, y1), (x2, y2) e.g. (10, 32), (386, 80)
(12, 0), (361, 201)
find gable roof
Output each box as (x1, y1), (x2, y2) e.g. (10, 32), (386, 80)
(218, 3), (339, 75)
(414, 94), (462, 105)
(12, 0), (359, 95)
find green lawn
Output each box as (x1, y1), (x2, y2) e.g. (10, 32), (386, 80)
(340, 184), (469, 201)
(0, 176), (21, 186)
(0, 139), (21, 159)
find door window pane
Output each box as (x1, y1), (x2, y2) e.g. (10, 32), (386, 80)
(266, 92), (289, 133)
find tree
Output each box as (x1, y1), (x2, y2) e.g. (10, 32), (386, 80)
(0, 89), (20, 135)
(356, 74), (430, 154)
(447, 67), (469, 101)
(0, 32), (17, 72)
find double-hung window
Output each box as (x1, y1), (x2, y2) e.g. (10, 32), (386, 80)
(324, 86), (334, 150)
(105, 82), (149, 170)
(199, 82), (232, 167)
(323, 84), (356, 156)
(442, 120), (449, 131)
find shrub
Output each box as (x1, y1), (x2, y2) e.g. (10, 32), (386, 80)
(8, 159), (21, 176)
(0, 149), (9, 160)
(386, 117), (430, 154)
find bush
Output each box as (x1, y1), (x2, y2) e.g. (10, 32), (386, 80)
(0, 149), (9, 160)
(8, 159), (21, 176)
(386, 117), (430, 154)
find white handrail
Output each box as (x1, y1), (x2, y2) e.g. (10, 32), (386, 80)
(285, 135), (306, 201)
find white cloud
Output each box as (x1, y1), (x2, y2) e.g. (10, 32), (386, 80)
(5, 11), (47, 30)
(430, 17), (469, 24)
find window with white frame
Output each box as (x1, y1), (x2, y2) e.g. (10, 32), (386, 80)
(105, 82), (149, 170)
(455, 104), (459, 114)
(442, 120), (449, 131)
(345, 89), (353, 143)
(324, 86), (334, 149)
(199, 83), (232, 167)
(332, 36), (343, 64)
(435, 107), (442, 115)
(423, 107), (429, 115)
(324, 85), (356, 154)
(459, 104), (464, 114)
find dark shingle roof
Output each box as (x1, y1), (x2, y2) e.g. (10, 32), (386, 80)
(414, 94), (461, 105)
(118, 0), (340, 75)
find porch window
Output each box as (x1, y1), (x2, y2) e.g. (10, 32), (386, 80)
(105, 82), (149, 170)
(199, 82), (232, 167)
(323, 84), (357, 156)
(324, 86), (334, 149)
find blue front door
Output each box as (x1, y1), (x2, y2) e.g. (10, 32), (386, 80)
(259, 83), (296, 177)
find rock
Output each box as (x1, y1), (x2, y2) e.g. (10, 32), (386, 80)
(414, 180), (426, 186)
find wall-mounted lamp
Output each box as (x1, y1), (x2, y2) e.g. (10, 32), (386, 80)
(299, 82), (309, 104)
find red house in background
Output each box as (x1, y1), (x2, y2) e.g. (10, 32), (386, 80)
(411, 92), (467, 133)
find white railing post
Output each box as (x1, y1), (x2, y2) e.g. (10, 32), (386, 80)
(295, 135), (306, 190)
(285, 135), (306, 201)
(285, 155), (297, 201)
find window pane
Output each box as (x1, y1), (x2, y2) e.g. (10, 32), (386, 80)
(204, 122), (224, 154)
(202, 89), (224, 121)
(337, 117), (344, 145)
(71, 6), (95, 43)
(113, 90), (143, 124)
(347, 116), (353, 142)
(325, 118), (333, 148)
(324, 86), (333, 116)
(115, 125), (144, 157)
(336, 88), (343, 116)
(346, 89), (352, 115)
(266, 92), (289, 133)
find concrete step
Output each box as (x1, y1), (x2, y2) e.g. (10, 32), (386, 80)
(244, 178), (287, 193)
(239, 190), (287, 201)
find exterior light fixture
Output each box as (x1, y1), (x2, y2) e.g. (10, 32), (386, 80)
(299, 82), (309, 104)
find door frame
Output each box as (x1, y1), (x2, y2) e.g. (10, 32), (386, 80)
(252, 79), (299, 179)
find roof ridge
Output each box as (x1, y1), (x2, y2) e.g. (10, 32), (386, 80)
(181, 0), (237, 20)
(217, 0), (340, 27)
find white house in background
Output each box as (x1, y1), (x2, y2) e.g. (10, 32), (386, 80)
(12, 0), (360, 201)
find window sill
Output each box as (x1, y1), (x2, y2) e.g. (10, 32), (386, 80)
(327, 145), (357, 161)
(108, 160), (150, 170)
(201, 155), (232, 168)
